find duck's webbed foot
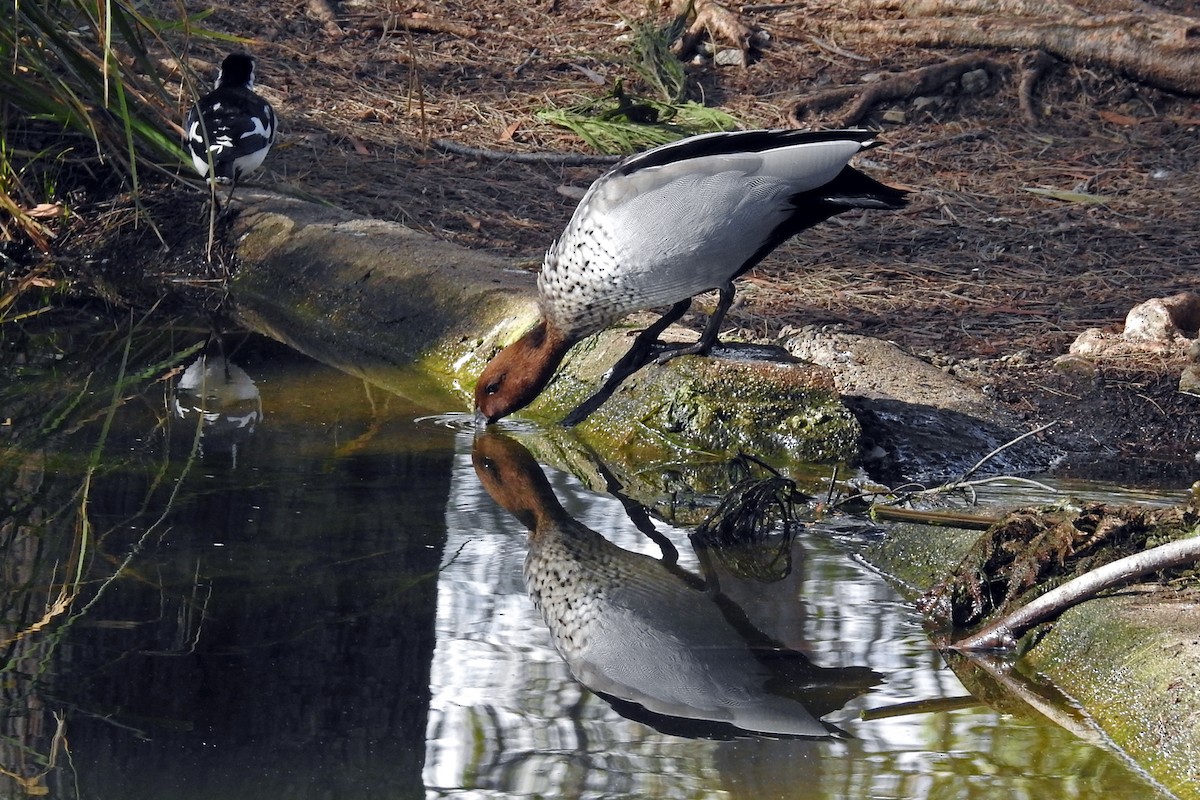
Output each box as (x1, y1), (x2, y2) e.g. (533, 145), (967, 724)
(653, 282), (735, 365)
(652, 338), (716, 365)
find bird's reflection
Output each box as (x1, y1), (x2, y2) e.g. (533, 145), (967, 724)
(472, 433), (880, 739)
(172, 353), (262, 465)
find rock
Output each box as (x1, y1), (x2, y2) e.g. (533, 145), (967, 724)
(784, 330), (1060, 485)
(1068, 327), (1120, 357)
(1052, 353), (1098, 380)
(912, 95), (941, 112)
(1180, 365), (1200, 393)
(1122, 292), (1200, 344)
(1068, 293), (1200, 358)
(714, 48), (745, 67)
(881, 107), (906, 124)
(960, 69), (990, 94)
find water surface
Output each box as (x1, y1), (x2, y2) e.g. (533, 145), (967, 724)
(0, 322), (1177, 799)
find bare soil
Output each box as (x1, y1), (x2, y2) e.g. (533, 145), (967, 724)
(54, 0), (1200, 485)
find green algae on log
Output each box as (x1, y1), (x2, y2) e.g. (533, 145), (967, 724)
(1023, 594), (1200, 800)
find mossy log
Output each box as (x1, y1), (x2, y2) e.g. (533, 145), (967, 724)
(227, 191), (859, 477)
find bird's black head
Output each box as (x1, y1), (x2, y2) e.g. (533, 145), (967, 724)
(216, 53), (256, 90)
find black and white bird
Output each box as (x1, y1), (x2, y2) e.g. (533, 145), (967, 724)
(185, 53), (277, 203)
(474, 128), (910, 425)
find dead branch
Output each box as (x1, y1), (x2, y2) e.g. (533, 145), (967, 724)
(825, 2), (1200, 96)
(869, 505), (999, 529)
(789, 54), (1001, 126)
(952, 535), (1200, 651)
(355, 14), (479, 39)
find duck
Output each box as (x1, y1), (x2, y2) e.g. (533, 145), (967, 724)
(474, 128), (910, 426)
(185, 53), (277, 203)
(472, 432), (879, 738)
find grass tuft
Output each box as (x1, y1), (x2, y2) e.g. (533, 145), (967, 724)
(0, 0), (227, 252)
(536, 13), (741, 154)
(538, 89), (741, 154)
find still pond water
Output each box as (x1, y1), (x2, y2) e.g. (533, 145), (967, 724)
(0, 321), (1181, 799)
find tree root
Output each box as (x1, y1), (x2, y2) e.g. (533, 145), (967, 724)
(1017, 50), (1057, 126)
(788, 54), (1002, 126)
(305, 0), (343, 39)
(668, 0), (758, 58)
(825, 2), (1200, 96)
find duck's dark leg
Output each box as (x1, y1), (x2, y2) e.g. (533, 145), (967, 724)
(561, 298), (691, 427)
(654, 282), (735, 363)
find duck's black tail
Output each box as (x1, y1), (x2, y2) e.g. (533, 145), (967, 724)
(821, 164), (911, 211)
(736, 165), (909, 279)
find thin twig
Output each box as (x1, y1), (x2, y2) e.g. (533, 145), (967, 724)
(824, 463), (838, 508)
(950, 421), (1058, 487)
(431, 138), (621, 165)
(954, 475), (1060, 493)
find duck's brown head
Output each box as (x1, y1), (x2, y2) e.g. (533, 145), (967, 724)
(474, 321), (571, 424)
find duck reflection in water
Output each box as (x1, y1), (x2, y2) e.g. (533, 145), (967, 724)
(472, 433), (880, 739)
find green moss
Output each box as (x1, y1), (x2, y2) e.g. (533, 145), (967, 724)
(863, 523), (984, 595)
(861, 511), (1200, 799)
(1024, 597), (1200, 799)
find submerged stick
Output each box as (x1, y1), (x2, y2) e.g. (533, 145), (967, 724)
(869, 505), (999, 529)
(952, 535), (1200, 651)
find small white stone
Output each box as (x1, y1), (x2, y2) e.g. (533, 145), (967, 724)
(714, 48), (745, 67)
